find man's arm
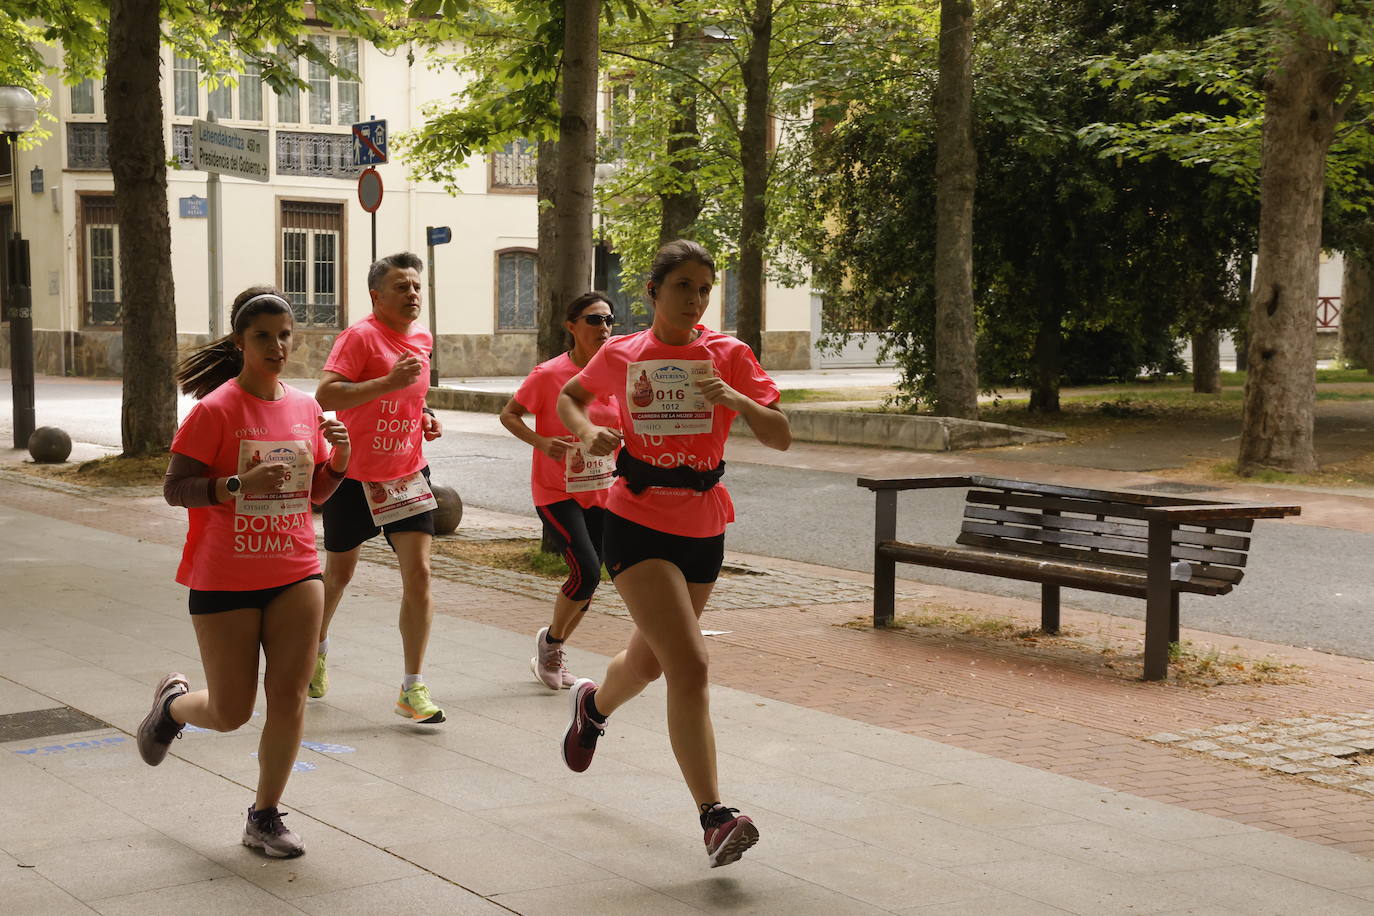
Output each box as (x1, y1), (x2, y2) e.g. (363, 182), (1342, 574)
(315, 352), (423, 411)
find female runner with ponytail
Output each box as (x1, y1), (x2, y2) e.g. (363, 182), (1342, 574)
(137, 287), (350, 858)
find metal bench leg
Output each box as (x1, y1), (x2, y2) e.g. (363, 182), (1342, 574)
(873, 490), (897, 627)
(1144, 519), (1173, 681)
(1170, 591), (1180, 644)
(1041, 584), (1060, 634)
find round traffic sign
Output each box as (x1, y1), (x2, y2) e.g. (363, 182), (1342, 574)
(357, 167), (383, 213)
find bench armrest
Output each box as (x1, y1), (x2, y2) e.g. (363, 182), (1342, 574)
(1140, 503), (1301, 522)
(857, 476), (973, 491)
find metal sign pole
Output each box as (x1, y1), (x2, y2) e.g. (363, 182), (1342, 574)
(206, 111), (223, 339)
(427, 228), (438, 386)
(371, 210), (377, 265)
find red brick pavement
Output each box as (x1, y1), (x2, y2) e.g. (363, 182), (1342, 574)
(9, 476), (1374, 858)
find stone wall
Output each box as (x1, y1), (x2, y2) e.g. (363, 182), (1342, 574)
(761, 330), (812, 370)
(435, 333), (538, 378)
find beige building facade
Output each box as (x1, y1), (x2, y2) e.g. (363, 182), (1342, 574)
(0, 34), (820, 380)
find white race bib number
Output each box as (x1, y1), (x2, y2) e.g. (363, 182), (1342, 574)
(236, 440), (312, 517)
(626, 359), (713, 436)
(562, 438), (614, 493)
(365, 471), (437, 526)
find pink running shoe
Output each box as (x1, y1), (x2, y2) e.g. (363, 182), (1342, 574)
(701, 804), (759, 868)
(561, 678), (605, 772)
(530, 626), (566, 691)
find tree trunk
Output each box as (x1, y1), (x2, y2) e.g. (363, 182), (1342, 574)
(1339, 234), (1372, 371)
(932, 0), (978, 419)
(1238, 1), (1344, 475)
(1028, 302), (1062, 413)
(1191, 329), (1222, 393)
(735, 0), (772, 358)
(544, 0), (597, 366)
(107, 0), (177, 457)
(658, 21), (702, 245)
(1235, 255), (1252, 372)
(536, 138), (562, 363)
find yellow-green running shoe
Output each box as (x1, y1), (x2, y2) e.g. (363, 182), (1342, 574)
(395, 682), (445, 723)
(308, 654), (328, 699)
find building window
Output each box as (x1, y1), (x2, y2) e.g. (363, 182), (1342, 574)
(81, 196), (121, 327)
(240, 59), (264, 121)
(173, 54), (199, 117)
(67, 123), (110, 170)
(276, 43), (301, 123)
(281, 201), (344, 328)
(496, 249), (538, 330)
(274, 36), (361, 128)
(491, 139), (537, 190)
(276, 131), (359, 179)
(337, 38), (360, 124)
(306, 35), (333, 125)
(70, 80), (96, 115)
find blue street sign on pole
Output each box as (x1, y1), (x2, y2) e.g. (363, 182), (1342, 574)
(351, 119), (388, 166)
(427, 226), (452, 246)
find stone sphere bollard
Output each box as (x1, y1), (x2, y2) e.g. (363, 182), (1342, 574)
(28, 427), (73, 463)
(431, 483), (462, 535)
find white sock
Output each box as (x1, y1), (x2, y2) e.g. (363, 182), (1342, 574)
(403, 674), (422, 689)
(318, 639), (330, 656)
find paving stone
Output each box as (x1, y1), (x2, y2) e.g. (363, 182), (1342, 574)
(1273, 763), (1320, 774)
(1210, 750), (1251, 761)
(1316, 745), (1360, 757)
(1245, 742), (1287, 753)
(1280, 750), (1324, 761)
(1146, 733), (1186, 744)
(1240, 756), (1289, 768)
(1183, 740), (1222, 752)
(1217, 735), (1250, 746)
(1308, 757), (1354, 769)
(1308, 773), (1360, 786)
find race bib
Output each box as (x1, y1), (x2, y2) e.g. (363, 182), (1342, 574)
(236, 440), (313, 517)
(626, 359), (713, 436)
(561, 438), (614, 493)
(365, 470), (438, 526)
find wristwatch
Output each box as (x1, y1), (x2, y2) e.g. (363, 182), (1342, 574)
(225, 475), (243, 494)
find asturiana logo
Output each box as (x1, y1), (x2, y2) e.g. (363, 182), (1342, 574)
(651, 365), (689, 385)
(265, 447), (297, 465)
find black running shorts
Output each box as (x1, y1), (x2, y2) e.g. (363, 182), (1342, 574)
(602, 512), (724, 584)
(322, 466), (435, 553)
(188, 574), (323, 615)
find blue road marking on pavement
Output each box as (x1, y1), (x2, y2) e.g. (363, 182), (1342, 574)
(12, 736), (127, 757)
(299, 741), (355, 754)
(249, 751), (318, 773)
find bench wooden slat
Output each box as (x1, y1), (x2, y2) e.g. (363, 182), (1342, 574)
(963, 505), (1251, 550)
(959, 520), (1249, 568)
(966, 490), (1257, 532)
(956, 531), (1245, 585)
(878, 541), (1236, 597)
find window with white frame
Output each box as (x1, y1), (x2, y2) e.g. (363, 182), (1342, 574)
(239, 58), (264, 121)
(82, 196), (121, 327)
(280, 201), (344, 328)
(496, 250), (538, 330)
(491, 139), (537, 190)
(70, 79), (98, 116)
(173, 53), (199, 117)
(275, 35), (361, 127)
(171, 49), (266, 124)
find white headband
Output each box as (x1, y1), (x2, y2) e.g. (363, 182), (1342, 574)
(240, 293), (291, 310)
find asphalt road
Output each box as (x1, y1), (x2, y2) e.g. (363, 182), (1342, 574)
(4, 373), (1369, 661)
(422, 419), (1374, 663)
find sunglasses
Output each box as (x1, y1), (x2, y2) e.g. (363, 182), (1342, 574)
(575, 314), (615, 327)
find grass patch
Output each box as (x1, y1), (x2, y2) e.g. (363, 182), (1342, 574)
(841, 603), (1304, 687)
(1159, 454), (1374, 489)
(430, 537), (574, 579)
(11, 451), (168, 487)
(778, 386), (896, 404)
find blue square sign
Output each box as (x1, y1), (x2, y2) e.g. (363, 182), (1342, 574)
(352, 119), (388, 166)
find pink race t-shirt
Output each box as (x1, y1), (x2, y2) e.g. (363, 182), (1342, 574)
(514, 352), (620, 510)
(323, 313), (432, 482)
(575, 326), (780, 537)
(170, 382), (329, 591)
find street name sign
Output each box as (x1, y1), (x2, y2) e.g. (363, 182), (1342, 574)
(352, 119), (388, 166)
(192, 121), (270, 182)
(427, 226), (452, 246)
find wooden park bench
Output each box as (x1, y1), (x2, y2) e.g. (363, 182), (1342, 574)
(857, 475), (1300, 680)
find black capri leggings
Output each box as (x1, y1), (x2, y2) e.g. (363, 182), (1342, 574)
(535, 501), (606, 602)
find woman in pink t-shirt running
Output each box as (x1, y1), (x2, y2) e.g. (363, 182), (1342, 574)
(500, 292), (620, 690)
(557, 241), (792, 868)
(136, 287), (351, 859)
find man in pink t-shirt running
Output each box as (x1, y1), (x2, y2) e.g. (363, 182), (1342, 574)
(314, 252), (446, 724)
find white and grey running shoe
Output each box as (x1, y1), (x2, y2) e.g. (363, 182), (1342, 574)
(242, 806), (305, 858)
(136, 672), (188, 766)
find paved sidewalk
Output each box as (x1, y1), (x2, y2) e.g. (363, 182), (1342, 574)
(7, 476), (1374, 913)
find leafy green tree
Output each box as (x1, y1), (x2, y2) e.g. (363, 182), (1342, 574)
(6, 1), (405, 455)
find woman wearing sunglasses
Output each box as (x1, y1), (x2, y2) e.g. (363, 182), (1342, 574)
(500, 292), (621, 689)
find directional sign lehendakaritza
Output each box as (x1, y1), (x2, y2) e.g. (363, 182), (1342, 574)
(192, 120), (270, 182)
(352, 119), (388, 166)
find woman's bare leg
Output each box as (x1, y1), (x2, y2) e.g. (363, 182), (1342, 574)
(255, 579), (323, 810)
(169, 608), (261, 733)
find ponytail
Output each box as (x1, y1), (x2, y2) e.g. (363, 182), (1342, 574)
(175, 336), (243, 399)
(174, 285), (292, 399)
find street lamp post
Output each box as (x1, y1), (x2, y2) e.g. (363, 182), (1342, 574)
(0, 86), (40, 449)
